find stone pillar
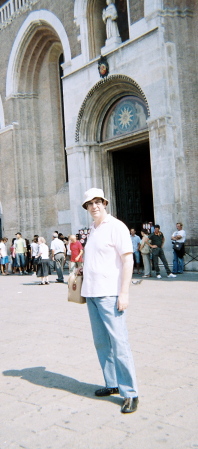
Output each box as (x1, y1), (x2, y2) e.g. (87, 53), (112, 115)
(148, 115), (188, 263)
(67, 144), (92, 233)
(67, 143), (107, 233)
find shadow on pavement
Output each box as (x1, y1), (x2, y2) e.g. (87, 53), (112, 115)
(2, 366), (122, 405)
(22, 282), (67, 285)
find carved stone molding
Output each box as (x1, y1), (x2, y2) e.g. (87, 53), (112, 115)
(161, 8), (193, 19)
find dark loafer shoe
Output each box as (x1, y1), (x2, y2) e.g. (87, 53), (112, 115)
(121, 397), (139, 413)
(95, 387), (119, 397)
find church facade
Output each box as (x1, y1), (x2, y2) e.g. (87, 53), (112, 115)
(0, 0), (197, 268)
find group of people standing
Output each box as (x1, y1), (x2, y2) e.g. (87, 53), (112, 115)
(0, 233), (29, 276)
(0, 231), (85, 285)
(30, 232), (83, 285)
(1, 223), (186, 282)
(130, 222), (186, 279)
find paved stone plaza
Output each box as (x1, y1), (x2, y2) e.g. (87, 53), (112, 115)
(0, 270), (198, 449)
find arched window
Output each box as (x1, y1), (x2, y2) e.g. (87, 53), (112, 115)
(101, 95), (148, 141)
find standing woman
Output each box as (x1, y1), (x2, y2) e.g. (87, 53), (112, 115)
(140, 229), (151, 277)
(36, 237), (51, 285)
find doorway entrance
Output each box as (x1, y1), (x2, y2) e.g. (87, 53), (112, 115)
(112, 141), (154, 233)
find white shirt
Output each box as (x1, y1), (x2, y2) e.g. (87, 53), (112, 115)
(0, 242), (7, 257)
(66, 242), (71, 256)
(39, 243), (49, 259)
(81, 214), (133, 297)
(172, 229), (186, 243)
(31, 242), (39, 257)
(50, 238), (65, 254)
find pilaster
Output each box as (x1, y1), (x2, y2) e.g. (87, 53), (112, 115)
(148, 115), (188, 261)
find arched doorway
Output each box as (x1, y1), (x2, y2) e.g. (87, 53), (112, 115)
(101, 94), (154, 232)
(74, 75), (153, 232)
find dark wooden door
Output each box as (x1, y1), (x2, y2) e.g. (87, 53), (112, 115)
(112, 142), (154, 232)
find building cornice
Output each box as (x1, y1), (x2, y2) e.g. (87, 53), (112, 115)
(148, 8), (193, 21)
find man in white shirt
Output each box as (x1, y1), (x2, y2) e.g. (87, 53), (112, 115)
(171, 222), (186, 274)
(81, 188), (138, 414)
(50, 232), (66, 283)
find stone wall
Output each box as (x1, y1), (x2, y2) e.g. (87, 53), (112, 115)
(163, 4), (198, 240)
(0, 0), (197, 267)
(0, 0), (73, 242)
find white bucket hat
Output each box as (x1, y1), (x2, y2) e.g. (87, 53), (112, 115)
(82, 188), (109, 209)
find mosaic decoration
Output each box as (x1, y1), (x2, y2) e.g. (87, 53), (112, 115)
(75, 75), (150, 142)
(102, 96), (148, 140)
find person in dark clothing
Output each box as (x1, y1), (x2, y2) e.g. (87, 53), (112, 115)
(149, 225), (176, 279)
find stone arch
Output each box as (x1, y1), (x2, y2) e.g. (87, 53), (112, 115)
(75, 74), (150, 142)
(6, 9), (71, 97)
(0, 95), (5, 129)
(4, 10), (69, 237)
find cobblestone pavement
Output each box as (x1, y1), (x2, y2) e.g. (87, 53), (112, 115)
(0, 270), (197, 449)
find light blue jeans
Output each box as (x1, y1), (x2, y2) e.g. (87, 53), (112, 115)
(15, 253), (25, 268)
(86, 296), (138, 398)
